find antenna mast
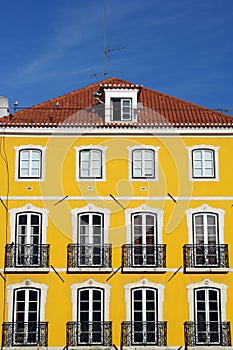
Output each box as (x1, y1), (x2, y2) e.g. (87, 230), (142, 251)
(104, 0), (107, 77)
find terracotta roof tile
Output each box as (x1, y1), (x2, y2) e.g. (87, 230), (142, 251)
(1, 77), (232, 128)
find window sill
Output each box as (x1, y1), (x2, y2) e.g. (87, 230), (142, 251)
(67, 267), (112, 274)
(4, 267), (50, 274)
(15, 178), (45, 182)
(122, 267), (166, 274)
(76, 178), (106, 182)
(184, 267), (229, 274)
(189, 177), (219, 182)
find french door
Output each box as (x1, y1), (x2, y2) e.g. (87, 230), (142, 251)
(132, 213), (157, 266)
(13, 288), (40, 345)
(132, 288), (158, 344)
(78, 213), (103, 266)
(78, 288), (103, 344)
(195, 288), (221, 344)
(193, 213), (219, 266)
(16, 213), (42, 266)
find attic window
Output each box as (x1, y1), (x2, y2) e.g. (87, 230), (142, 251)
(104, 87), (139, 123)
(111, 98), (132, 121)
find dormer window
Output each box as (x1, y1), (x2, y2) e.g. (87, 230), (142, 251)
(103, 86), (139, 123)
(111, 98), (132, 121)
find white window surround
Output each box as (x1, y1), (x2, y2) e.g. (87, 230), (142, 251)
(14, 144), (47, 182)
(104, 88), (139, 123)
(74, 145), (107, 182)
(124, 278), (165, 321)
(7, 279), (48, 322)
(125, 205), (164, 245)
(9, 204), (49, 244)
(187, 144), (219, 182)
(185, 204), (225, 244)
(71, 204), (110, 243)
(70, 279), (111, 320)
(186, 279), (227, 322)
(127, 145), (160, 181)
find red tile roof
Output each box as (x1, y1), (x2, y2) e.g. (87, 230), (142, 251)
(1, 77), (232, 128)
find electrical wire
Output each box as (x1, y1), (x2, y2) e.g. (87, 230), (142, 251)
(0, 106), (233, 112)
(0, 127), (10, 340)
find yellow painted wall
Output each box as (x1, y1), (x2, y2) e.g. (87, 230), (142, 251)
(0, 133), (233, 347)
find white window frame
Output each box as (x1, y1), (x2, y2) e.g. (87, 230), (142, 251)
(14, 145), (47, 182)
(7, 204), (49, 272)
(186, 279), (227, 322)
(185, 204), (225, 245)
(70, 279), (111, 321)
(7, 280), (48, 322)
(71, 204), (110, 244)
(74, 145), (107, 182)
(125, 205), (163, 245)
(104, 88), (139, 123)
(124, 279), (165, 321)
(70, 204), (111, 272)
(9, 204), (49, 245)
(127, 145), (160, 181)
(187, 145), (219, 181)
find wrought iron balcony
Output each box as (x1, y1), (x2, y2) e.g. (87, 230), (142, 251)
(122, 244), (166, 269)
(121, 321), (167, 347)
(184, 321), (231, 347)
(5, 244), (50, 269)
(183, 244), (229, 270)
(66, 321), (112, 346)
(2, 322), (48, 347)
(67, 244), (112, 269)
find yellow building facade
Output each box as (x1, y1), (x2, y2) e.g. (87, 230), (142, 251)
(0, 78), (233, 349)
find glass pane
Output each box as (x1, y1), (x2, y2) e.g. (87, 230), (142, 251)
(31, 151), (41, 160)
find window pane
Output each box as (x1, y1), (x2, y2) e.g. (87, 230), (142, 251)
(31, 151), (41, 160)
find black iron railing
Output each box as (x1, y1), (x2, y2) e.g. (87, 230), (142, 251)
(122, 244), (166, 268)
(184, 321), (231, 346)
(183, 244), (229, 269)
(121, 321), (167, 347)
(2, 322), (48, 346)
(5, 244), (50, 268)
(66, 321), (112, 346)
(67, 244), (112, 269)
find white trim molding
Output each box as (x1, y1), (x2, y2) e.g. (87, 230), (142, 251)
(71, 204), (110, 243)
(127, 145), (160, 181)
(185, 203), (225, 244)
(70, 279), (111, 320)
(7, 279), (48, 322)
(186, 279), (228, 322)
(125, 204), (164, 244)
(9, 204), (49, 244)
(74, 144), (107, 182)
(186, 144), (219, 182)
(123, 278), (165, 321)
(14, 144), (47, 182)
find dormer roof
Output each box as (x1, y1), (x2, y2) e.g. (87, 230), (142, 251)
(1, 77), (232, 128)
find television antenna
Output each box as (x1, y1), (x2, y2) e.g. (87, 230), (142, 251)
(103, 0), (127, 77)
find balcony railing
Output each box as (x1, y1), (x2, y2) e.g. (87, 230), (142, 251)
(5, 244), (50, 269)
(183, 244), (229, 270)
(184, 321), (231, 346)
(122, 244), (166, 269)
(66, 321), (112, 346)
(2, 322), (48, 347)
(67, 244), (112, 269)
(121, 321), (167, 347)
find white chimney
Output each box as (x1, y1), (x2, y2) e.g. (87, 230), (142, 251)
(0, 96), (9, 117)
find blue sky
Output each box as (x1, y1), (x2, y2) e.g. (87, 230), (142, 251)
(0, 0), (233, 113)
